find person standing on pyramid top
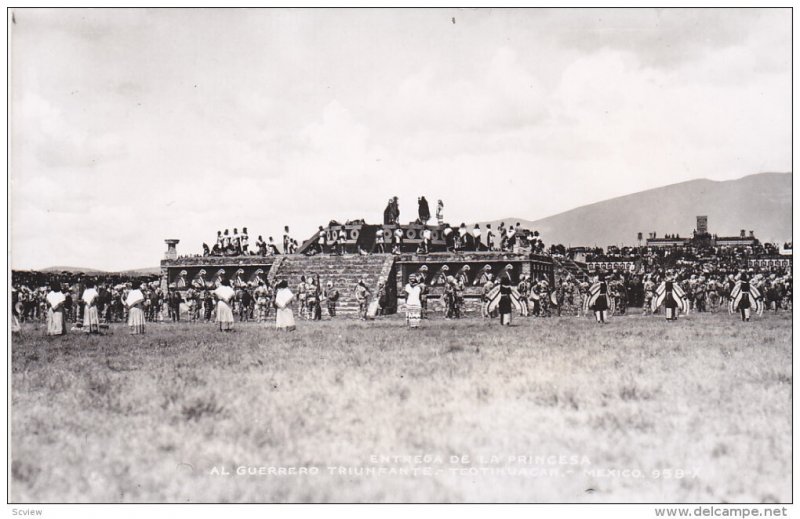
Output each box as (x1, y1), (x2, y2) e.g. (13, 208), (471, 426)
(418, 196), (430, 224)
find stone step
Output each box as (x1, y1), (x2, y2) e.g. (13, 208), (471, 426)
(279, 265), (384, 269)
(268, 255), (395, 316)
(278, 270), (383, 275)
(280, 255), (390, 261)
(275, 274), (385, 279)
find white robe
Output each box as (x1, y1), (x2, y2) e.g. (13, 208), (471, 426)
(46, 291), (66, 310)
(82, 288), (99, 306)
(213, 285), (235, 303)
(275, 288), (295, 330)
(46, 291), (66, 335)
(82, 288), (100, 330)
(126, 289), (145, 307)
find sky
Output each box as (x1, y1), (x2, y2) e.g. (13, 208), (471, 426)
(9, 8), (791, 271)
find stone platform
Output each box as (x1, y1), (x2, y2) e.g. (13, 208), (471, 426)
(394, 252), (554, 312)
(160, 250), (556, 317)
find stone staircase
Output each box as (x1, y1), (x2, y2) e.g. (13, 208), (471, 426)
(554, 257), (589, 279)
(267, 254), (396, 316)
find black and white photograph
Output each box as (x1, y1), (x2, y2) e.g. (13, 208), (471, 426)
(6, 6), (794, 514)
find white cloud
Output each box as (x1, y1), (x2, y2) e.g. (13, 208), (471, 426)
(9, 8), (791, 270)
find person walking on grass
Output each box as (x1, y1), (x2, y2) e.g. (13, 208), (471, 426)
(355, 279), (371, 320)
(297, 276), (308, 319)
(254, 282), (269, 323)
(274, 280), (296, 331)
(213, 279), (235, 332)
(125, 283), (147, 335)
(584, 273), (611, 324)
(481, 277), (495, 318)
(307, 277), (322, 321)
(485, 276), (521, 326)
(239, 287), (252, 322)
(82, 279), (100, 334)
(45, 281), (67, 336)
(497, 276), (515, 326)
(652, 272), (688, 322)
(404, 274), (423, 329)
(729, 272), (763, 322)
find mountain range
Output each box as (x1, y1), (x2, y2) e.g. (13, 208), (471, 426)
(475, 172), (791, 248)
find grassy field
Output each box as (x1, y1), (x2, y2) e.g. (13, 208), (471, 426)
(10, 310), (792, 503)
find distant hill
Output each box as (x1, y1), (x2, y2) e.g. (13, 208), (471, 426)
(38, 266), (110, 275)
(34, 266), (160, 276)
(115, 267), (161, 277)
(475, 172), (791, 248)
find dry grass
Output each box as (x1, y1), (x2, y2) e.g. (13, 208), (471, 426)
(10, 311), (791, 503)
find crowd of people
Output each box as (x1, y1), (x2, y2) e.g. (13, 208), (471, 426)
(12, 272), (159, 325)
(202, 226), (298, 257)
(11, 268), (388, 335)
(13, 194), (792, 334)
(436, 221), (545, 255)
(581, 240), (790, 268)
(195, 197), (552, 258)
(392, 262), (793, 329)
(12, 256), (792, 337)
(13, 275), (160, 329)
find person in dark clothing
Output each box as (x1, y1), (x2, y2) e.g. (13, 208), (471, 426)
(204, 290), (214, 321)
(735, 273), (753, 322)
(663, 278), (679, 321)
(587, 274), (610, 324)
(239, 289), (252, 321)
(766, 280), (782, 313)
(498, 276), (513, 326)
(391, 196), (400, 224)
(418, 196), (431, 224)
(99, 286), (112, 322)
(63, 291), (73, 323)
(170, 291), (182, 321)
(383, 199), (394, 225)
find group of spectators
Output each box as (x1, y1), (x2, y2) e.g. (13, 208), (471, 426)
(308, 220), (547, 256)
(12, 272), (160, 326)
(439, 221), (546, 255)
(554, 242), (794, 316)
(11, 246), (793, 333)
(12, 272), (267, 327)
(581, 241), (790, 267)
(202, 226), (298, 257)
(196, 197), (555, 258)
